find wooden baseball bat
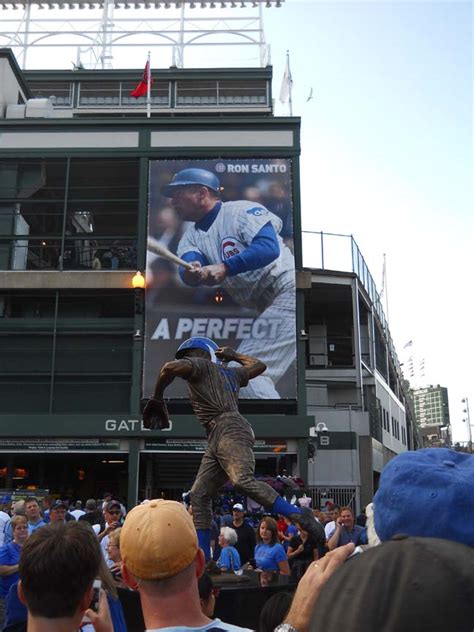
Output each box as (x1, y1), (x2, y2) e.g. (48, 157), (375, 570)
(147, 236), (194, 271)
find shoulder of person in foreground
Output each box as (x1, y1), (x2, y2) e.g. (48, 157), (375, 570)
(158, 620), (253, 632)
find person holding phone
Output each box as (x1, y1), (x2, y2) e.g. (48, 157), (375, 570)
(18, 521), (114, 632)
(98, 501), (122, 568)
(327, 507), (367, 551)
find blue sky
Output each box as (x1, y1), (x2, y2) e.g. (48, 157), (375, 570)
(4, 0), (472, 440)
(266, 1), (472, 441)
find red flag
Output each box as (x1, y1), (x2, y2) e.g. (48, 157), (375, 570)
(131, 61), (153, 98)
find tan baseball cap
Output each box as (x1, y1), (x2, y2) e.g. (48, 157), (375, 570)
(121, 499), (198, 580)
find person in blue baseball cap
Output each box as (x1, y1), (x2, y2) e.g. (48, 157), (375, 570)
(161, 168), (222, 198)
(373, 447), (474, 547)
(143, 337), (326, 562)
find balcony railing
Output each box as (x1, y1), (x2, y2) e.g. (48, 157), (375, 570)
(302, 230), (401, 378)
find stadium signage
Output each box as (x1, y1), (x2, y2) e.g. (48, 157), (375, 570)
(104, 419), (174, 432)
(220, 163), (288, 174)
(144, 157), (297, 400)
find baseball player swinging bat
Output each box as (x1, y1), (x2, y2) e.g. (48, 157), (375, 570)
(147, 236), (193, 271)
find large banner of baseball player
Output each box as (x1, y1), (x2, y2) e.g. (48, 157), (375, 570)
(144, 158), (297, 399)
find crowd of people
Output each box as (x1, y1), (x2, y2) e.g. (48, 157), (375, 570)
(0, 447), (473, 632)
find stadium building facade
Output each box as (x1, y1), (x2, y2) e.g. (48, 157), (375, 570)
(0, 48), (417, 510)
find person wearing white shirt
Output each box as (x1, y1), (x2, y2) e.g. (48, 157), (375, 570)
(324, 506), (341, 540)
(70, 501), (86, 520)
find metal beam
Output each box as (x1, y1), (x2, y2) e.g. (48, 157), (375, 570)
(0, 0), (283, 68)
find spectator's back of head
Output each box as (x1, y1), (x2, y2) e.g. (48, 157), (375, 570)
(19, 521), (102, 618)
(259, 592), (293, 632)
(12, 500), (25, 516)
(311, 536), (474, 632)
(373, 448), (474, 547)
(198, 572), (216, 617)
(85, 498), (96, 511)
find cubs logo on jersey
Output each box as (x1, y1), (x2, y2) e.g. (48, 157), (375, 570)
(221, 238), (245, 261)
(246, 207), (268, 217)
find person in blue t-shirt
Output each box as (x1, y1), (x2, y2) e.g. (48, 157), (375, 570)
(254, 517), (289, 575)
(0, 516), (28, 599)
(217, 527), (241, 572)
(327, 506), (367, 550)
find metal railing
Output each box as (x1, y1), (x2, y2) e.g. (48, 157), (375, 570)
(302, 230), (402, 380)
(308, 486), (360, 514)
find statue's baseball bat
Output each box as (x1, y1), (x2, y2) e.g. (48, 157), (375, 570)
(147, 236), (194, 271)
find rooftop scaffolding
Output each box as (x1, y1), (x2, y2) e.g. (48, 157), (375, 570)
(0, 0), (283, 69)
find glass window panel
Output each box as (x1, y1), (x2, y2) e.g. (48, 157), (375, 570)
(57, 291), (134, 318)
(54, 333), (132, 373)
(0, 332), (54, 374)
(218, 79), (267, 99)
(121, 81), (170, 106)
(28, 81), (73, 106)
(176, 81), (217, 104)
(0, 159), (67, 202)
(0, 378), (51, 413)
(1, 201), (65, 238)
(78, 81), (121, 105)
(0, 239), (63, 271)
(0, 291), (56, 318)
(60, 237), (137, 270)
(322, 234), (353, 273)
(65, 201), (137, 236)
(67, 158), (139, 201)
(28, 239), (62, 270)
(52, 378), (131, 413)
(302, 232), (323, 269)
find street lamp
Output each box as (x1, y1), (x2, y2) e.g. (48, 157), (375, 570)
(462, 397), (471, 453)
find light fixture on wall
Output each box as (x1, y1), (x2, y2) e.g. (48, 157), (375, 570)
(132, 271), (146, 289)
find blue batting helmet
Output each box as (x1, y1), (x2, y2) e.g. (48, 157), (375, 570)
(175, 336), (220, 363)
(161, 168), (221, 197)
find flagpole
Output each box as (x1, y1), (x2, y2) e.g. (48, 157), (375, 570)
(383, 253), (390, 324)
(286, 50), (293, 116)
(146, 50), (151, 119)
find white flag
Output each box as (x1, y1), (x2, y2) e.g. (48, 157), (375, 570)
(279, 56), (293, 103)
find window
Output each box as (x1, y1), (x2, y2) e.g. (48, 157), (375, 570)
(175, 79), (268, 107)
(0, 158), (139, 271)
(78, 81), (170, 107)
(0, 291), (134, 413)
(218, 79), (267, 105)
(28, 81), (73, 107)
(176, 80), (217, 106)
(120, 81), (170, 106)
(78, 81), (120, 106)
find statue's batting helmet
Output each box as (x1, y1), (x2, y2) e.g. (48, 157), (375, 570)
(175, 336), (220, 363)
(161, 168), (221, 197)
